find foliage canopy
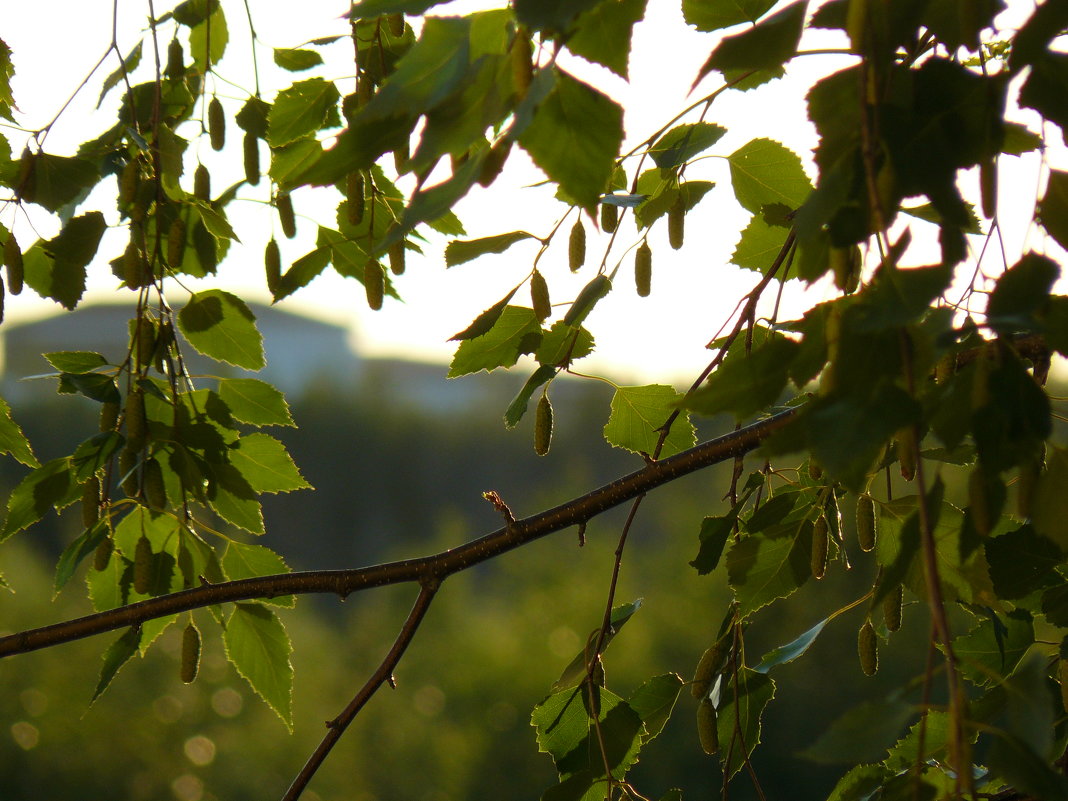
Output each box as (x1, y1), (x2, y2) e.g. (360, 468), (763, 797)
(2, 1), (1068, 800)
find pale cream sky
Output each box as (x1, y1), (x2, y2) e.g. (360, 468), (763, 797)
(1, 0), (1064, 385)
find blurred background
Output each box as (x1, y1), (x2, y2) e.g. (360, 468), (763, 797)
(0, 303), (938, 801)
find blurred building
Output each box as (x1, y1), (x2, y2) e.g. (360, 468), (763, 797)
(0, 301), (542, 412)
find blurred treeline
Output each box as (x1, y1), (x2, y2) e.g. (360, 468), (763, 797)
(0, 364), (952, 801)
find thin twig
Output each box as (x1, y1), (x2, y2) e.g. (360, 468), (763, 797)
(282, 580), (440, 801)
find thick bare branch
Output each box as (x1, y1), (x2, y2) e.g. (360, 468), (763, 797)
(0, 407), (798, 659)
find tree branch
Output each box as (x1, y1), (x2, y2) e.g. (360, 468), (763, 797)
(282, 580), (440, 801)
(0, 407), (798, 659)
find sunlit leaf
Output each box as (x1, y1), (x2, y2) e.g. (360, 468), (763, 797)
(0, 395), (39, 468)
(2, 457), (78, 541)
(273, 48), (323, 71)
(229, 433), (311, 494)
(532, 687), (643, 780)
(445, 232), (536, 267)
(178, 289), (266, 370)
(715, 668), (775, 779)
(682, 0), (776, 31)
(727, 518), (811, 617)
(222, 541), (295, 608)
(267, 78), (341, 147)
(629, 673), (683, 743)
(519, 69), (624, 211)
(728, 138), (811, 215)
(224, 602), (294, 728)
(604, 385), (695, 457)
(568, 0), (648, 79)
(695, 1), (807, 84)
(448, 306), (540, 377)
(218, 379), (295, 427)
(23, 212), (106, 309)
(752, 616), (829, 673)
(649, 122), (727, 170)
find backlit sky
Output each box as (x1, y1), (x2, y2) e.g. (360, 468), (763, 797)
(2, 1), (1063, 385)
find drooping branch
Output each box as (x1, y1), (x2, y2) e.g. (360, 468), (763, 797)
(0, 407), (798, 660)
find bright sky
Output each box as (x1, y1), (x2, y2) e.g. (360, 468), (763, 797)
(2, 1), (1064, 385)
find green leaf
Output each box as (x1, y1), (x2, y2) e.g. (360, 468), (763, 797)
(361, 17), (471, 121)
(752, 616), (829, 673)
(2, 457), (78, 540)
(97, 41), (143, 108)
(726, 519), (812, 618)
(682, 0), (776, 31)
(505, 365), (556, 428)
(728, 138), (811, 215)
(535, 322), (595, 366)
(444, 232), (536, 267)
(390, 156), (481, 244)
(193, 201), (240, 242)
(730, 216), (791, 275)
(43, 351), (108, 373)
(519, 69), (624, 210)
(683, 334), (799, 420)
(223, 603), (293, 728)
(54, 519), (109, 594)
(532, 687), (643, 780)
(188, 4), (228, 72)
(553, 600), (642, 691)
(58, 372), (120, 403)
(1038, 170), (1068, 251)
(71, 432), (124, 482)
(567, 0), (648, 79)
(649, 122), (727, 170)
(986, 731), (1068, 801)
(218, 379), (295, 427)
(1034, 446), (1068, 550)
(267, 78), (341, 147)
(208, 463), (264, 534)
(690, 514), (736, 575)
(0, 395), (38, 468)
(91, 627), (143, 703)
(18, 151), (100, 213)
(953, 609), (1033, 687)
(0, 39), (14, 122)
(273, 47), (324, 71)
(603, 385), (695, 457)
(986, 252), (1059, 333)
(767, 388), (918, 491)
(222, 541), (294, 608)
(450, 289), (519, 341)
(235, 97), (271, 137)
(715, 668), (775, 779)
(514, 0), (602, 32)
(884, 711), (959, 772)
(23, 212), (107, 309)
(998, 121), (1042, 156)
(824, 764), (890, 801)
(801, 698), (915, 763)
(628, 673), (683, 744)
(986, 525), (1062, 600)
(349, 0), (449, 16)
(229, 433), (311, 494)
(696, 1), (807, 81)
(178, 289), (266, 370)
(448, 306), (541, 378)
(876, 495), (994, 605)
